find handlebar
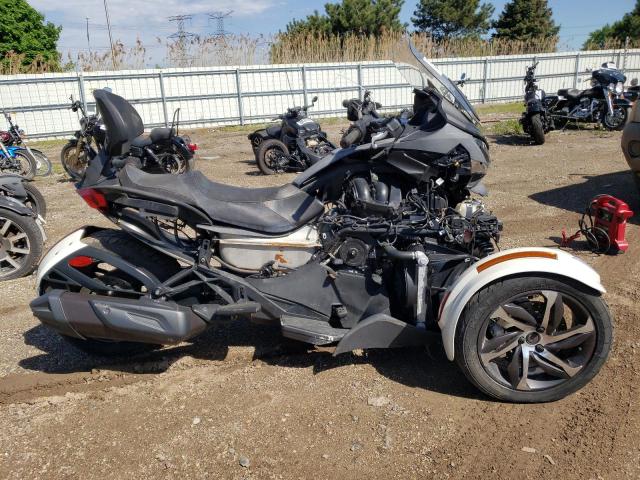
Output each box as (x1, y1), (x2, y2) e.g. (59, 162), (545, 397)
(340, 126), (363, 148)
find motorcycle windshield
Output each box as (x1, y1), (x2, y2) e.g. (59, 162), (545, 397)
(393, 39), (481, 125)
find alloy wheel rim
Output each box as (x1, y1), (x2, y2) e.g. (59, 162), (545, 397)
(478, 290), (597, 391)
(605, 108), (625, 128)
(0, 217), (31, 277)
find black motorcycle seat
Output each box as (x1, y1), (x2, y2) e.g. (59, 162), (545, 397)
(149, 127), (174, 143)
(120, 165), (324, 234)
(131, 128), (175, 149)
(131, 135), (153, 148)
(266, 125), (281, 138)
(558, 88), (583, 99)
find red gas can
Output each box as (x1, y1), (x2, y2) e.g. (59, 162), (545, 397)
(591, 195), (634, 253)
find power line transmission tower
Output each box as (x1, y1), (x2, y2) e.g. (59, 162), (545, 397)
(208, 11), (233, 38)
(168, 15), (196, 67)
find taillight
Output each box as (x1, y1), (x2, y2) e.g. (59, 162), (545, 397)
(78, 188), (108, 211)
(188, 143), (198, 152)
(68, 256), (95, 268)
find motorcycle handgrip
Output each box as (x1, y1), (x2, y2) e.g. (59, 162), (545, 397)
(340, 127), (363, 148)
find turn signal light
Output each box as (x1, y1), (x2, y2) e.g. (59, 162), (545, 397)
(188, 143), (199, 152)
(78, 188), (108, 211)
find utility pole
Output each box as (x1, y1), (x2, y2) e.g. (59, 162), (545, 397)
(103, 0), (117, 69)
(168, 15), (196, 67)
(86, 17), (91, 53)
(208, 11), (233, 38)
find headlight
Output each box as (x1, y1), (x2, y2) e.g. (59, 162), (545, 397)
(616, 82), (624, 94)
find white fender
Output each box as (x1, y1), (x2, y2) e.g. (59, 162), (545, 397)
(36, 227), (89, 291)
(438, 247), (605, 361)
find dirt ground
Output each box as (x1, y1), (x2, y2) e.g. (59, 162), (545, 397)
(1, 121), (639, 480)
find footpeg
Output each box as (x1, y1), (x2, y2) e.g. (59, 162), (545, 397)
(280, 316), (348, 345)
(192, 302), (261, 322)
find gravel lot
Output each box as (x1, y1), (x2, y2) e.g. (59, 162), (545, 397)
(0, 120), (639, 479)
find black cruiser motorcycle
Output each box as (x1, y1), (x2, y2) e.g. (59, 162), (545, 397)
(62, 97), (196, 180)
(520, 62), (548, 144)
(542, 62), (631, 131)
(30, 42), (612, 403)
(249, 96), (335, 175)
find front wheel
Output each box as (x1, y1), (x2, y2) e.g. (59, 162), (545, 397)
(60, 141), (89, 180)
(0, 209), (43, 281)
(603, 106), (628, 131)
(2, 151), (36, 180)
(455, 276), (612, 403)
(30, 149), (52, 177)
(530, 114), (546, 145)
(256, 139), (290, 175)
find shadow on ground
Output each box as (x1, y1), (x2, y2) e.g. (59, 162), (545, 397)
(530, 169), (639, 225)
(20, 318), (481, 401)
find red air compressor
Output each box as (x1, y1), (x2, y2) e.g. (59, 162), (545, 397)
(562, 195), (633, 253)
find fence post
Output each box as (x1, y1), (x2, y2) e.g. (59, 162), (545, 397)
(481, 58), (490, 104)
(357, 64), (364, 100)
(573, 52), (581, 89)
(235, 68), (244, 126)
(77, 73), (87, 113)
(158, 71), (169, 128)
(301, 66), (308, 107)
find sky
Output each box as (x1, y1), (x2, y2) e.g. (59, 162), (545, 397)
(30, 0), (637, 65)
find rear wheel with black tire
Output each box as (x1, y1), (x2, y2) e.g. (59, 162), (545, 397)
(454, 276), (612, 403)
(256, 139), (289, 175)
(0, 209), (43, 281)
(530, 114), (546, 145)
(21, 181), (47, 219)
(60, 141), (88, 180)
(42, 229), (181, 357)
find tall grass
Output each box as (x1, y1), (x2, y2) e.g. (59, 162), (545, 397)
(270, 31), (561, 64)
(1, 31), (636, 74)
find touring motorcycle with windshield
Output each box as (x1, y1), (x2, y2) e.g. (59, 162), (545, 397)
(249, 96), (335, 174)
(543, 62), (631, 132)
(30, 42), (612, 403)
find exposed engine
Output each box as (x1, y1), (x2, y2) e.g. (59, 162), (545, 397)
(318, 174), (502, 264)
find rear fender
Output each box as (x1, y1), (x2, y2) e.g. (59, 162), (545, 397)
(0, 175), (28, 197)
(35, 226), (167, 296)
(0, 195), (36, 216)
(438, 248), (605, 361)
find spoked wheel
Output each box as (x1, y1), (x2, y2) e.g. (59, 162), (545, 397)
(60, 142), (88, 180)
(2, 152), (36, 180)
(456, 276), (612, 403)
(0, 210), (42, 281)
(160, 151), (191, 175)
(30, 149), (53, 177)
(603, 107), (628, 131)
(256, 139), (290, 175)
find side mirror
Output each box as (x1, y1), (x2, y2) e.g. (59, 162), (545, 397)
(312, 96), (318, 104)
(460, 73), (467, 81)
